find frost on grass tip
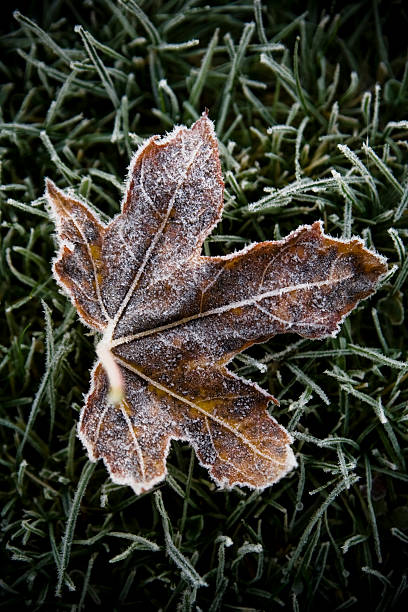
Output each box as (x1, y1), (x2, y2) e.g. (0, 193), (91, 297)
(45, 113), (387, 495)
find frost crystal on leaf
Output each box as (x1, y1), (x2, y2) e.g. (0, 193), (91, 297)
(46, 114), (387, 495)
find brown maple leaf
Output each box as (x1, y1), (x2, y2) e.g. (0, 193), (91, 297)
(45, 114), (387, 494)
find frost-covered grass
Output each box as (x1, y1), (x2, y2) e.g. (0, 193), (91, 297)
(1, 1), (408, 609)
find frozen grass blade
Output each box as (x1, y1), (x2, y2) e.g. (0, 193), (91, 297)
(295, 116), (309, 180)
(118, 0), (161, 46)
(159, 79), (180, 120)
(188, 29), (219, 109)
(293, 37), (324, 125)
(78, 552), (97, 611)
(75, 26), (120, 109)
(362, 142), (404, 196)
(338, 144), (379, 205)
(154, 491), (207, 589)
(217, 22), (255, 136)
(392, 256), (408, 293)
(370, 83), (381, 143)
(286, 363), (330, 405)
(341, 384), (387, 423)
(40, 131), (80, 182)
(42, 301), (56, 442)
(208, 535), (232, 612)
(56, 460), (96, 596)
(364, 456), (382, 564)
(286, 476), (360, 576)
(387, 228), (405, 263)
(348, 344), (408, 370)
(6, 198), (49, 218)
(13, 11), (71, 63)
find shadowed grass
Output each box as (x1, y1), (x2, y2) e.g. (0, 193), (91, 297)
(1, 1), (407, 610)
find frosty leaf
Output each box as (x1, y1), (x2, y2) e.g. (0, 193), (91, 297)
(46, 114), (387, 495)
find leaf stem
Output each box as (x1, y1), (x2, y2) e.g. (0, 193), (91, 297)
(96, 335), (124, 403)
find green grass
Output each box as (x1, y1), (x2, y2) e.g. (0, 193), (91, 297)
(1, 1), (408, 609)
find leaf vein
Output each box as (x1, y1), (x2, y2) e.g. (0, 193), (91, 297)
(110, 143), (203, 336)
(120, 405), (147, 482)
(116, 357), (279, 464)
(112, 275), (353, 347)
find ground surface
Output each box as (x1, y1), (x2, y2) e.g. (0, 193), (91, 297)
(1, 1), (407, 610)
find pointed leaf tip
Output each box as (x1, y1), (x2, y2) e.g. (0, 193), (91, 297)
(45, 178), (57, 197)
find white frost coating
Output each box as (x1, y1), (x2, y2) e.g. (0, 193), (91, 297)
(48, 115), (387, 496)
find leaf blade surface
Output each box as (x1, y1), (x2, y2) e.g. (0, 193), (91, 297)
(46, 114), (387, 494)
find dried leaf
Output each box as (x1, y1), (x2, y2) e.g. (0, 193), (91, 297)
(46, 114), (387, 494)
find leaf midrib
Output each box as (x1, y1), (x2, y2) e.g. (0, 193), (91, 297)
(115, 355), (287, 465)
(110, 274), (352, 348)
(108, 141), (203, 338)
